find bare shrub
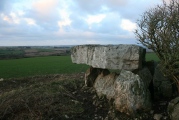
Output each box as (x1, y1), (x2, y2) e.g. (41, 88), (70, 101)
(135, 0), (179, 93)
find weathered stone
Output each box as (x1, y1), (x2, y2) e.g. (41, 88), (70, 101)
(136, 67), (154, 100)
(145, 60), (158, 76)
(94, 72), (118, 100)
(167, 97), (179, 120)
(137, 67), (153, 87)
(114, 70), (151, 116)
(85, 67), (110, 87)
(93, 68), (152, 116)
(153, 64), (173, 99)
(153, 114), (163, 120)
(71, 44), (145, 70)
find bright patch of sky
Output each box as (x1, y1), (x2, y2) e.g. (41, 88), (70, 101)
(0, 0), (167, 46)
(120, 19), (137, 32)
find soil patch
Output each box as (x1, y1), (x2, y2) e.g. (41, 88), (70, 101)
(0, 73), (171, 120)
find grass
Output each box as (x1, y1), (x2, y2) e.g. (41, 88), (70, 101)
(0, 56), (88, 79)
(0, 53), (159, 79)
(0, 76), (85, 120)
(0, 53), (160, 119)
(145, 52), (159, 61)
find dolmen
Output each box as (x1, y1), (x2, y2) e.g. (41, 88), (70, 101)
(71, 44), (153, 116)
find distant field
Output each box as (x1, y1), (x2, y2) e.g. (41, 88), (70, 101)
(145, 52), (159, 61)
(0, 53), (159, 79)
(0, 47), (70, 59)
(0, 56), (89, 78)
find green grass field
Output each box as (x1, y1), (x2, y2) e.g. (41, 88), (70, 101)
(145, 52), (159, 61)
(0, 53), (159, 79)
(0, 56), (89, 78)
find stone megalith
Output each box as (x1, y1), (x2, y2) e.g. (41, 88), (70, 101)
(93, 68), (152, 116)
(153, 64), (173, 99)
(168, 97), (179, 120)
(71, 44), (146, 71)
(94, 72), (118, 100)
(85, 67), (110, 87)
(114, 70), (151, 116)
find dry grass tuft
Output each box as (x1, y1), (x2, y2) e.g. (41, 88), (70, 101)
(0, 74), (84, 120)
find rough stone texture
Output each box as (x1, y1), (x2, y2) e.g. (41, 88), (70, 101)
(145, 61), (158, 76)
(71, 44), (145, 70)
(136, 67), (153, 87)
(93, 68), (152, 116)
(167, 97), (179, 120)
(153, 64), (173, 99)
(153, 114), (163, 120)
(114, 70), (151, 116)
(85, 67), (110, 87)
(94, 72), (118, 100)
(136, 67), (154, 100)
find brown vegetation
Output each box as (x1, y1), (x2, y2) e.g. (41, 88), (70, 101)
(135, 0), (179, 94)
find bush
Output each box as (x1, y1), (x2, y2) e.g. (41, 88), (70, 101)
(135, 0), (179, 94)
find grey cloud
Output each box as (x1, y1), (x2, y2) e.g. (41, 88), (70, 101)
(24, 10), (60, 31)
(105, 0), (128, 10)
(70, 13), (89, 31)
(89, 13), (126, 34)
(0, 0), (6, 11)
(0, 0), (162, 46)
(106, 0), (161, 21)
(74, 0), (103, 14)
(0, 0), (11, 12)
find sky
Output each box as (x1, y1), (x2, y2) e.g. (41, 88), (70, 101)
(0, 0), (169, 46)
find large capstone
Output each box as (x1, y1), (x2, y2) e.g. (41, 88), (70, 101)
(71, 45), (146, 70)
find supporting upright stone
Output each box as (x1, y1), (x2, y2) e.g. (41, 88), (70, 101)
(114, 70), (151, 116)
(153, 64), (173, 99)
(93, 69), (152, 116)
(85, 67), (110, 87)
(71, 44), (145, 71)
(168, 97), (179, 120)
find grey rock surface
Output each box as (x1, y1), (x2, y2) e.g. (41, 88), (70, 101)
(93, 68), (152, 116)
(153, 64), (173, 99)
(114, 70), (151, 116)
(168, 97), (179, 120)
(71, 44), (145, 70)
(153, 114), (163, 120)
(94, 72), (118, 100)
(137, 67), (153, 88)
(85, 67), (109, 87)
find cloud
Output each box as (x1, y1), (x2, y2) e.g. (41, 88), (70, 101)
(74, 0), (103, 14)
(86, 14), (106, 25)
(32, 0), (59, 18)
(25, 0), (59, 24)
(0, 0), (6, 12)
(85, 14), (106, 30)
(24, 18), (36, 25)
(0, 0), (11, 12)
(120, 19), (137, 32)
(1, 12), (21, 24)
(105, 0), (128, 10)
(0, 0), (166, 46)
